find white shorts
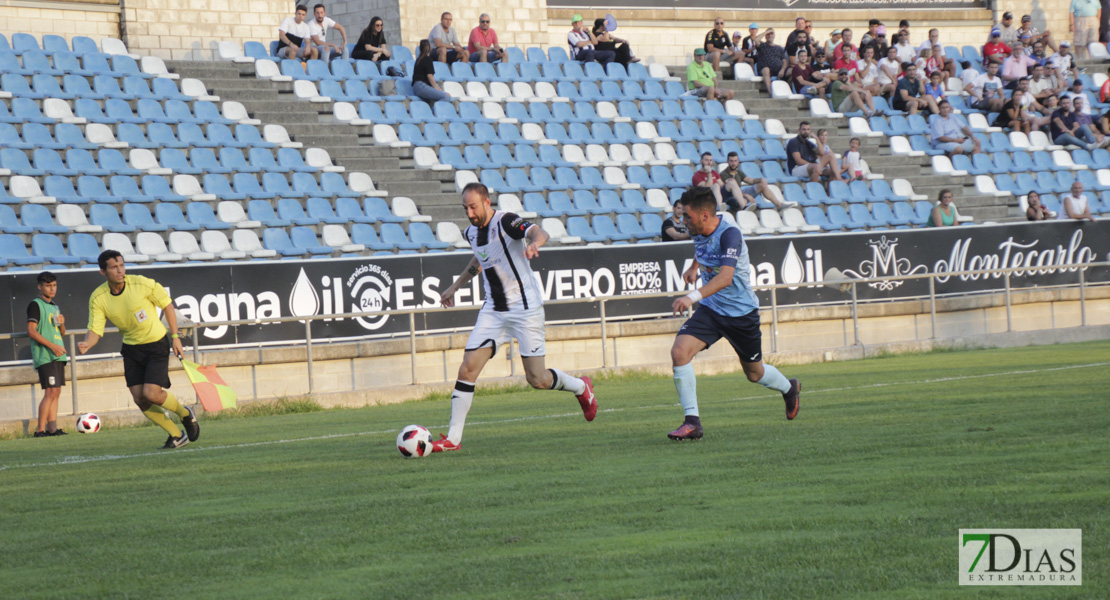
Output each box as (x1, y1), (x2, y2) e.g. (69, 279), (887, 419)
(791, 164), (812, 178)
(466, 305), (547, 357)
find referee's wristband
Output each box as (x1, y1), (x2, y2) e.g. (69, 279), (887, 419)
(170, 333), (179, 339)
(685, 290), (703, 304)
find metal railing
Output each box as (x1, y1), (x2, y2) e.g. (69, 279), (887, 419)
(2, 261), (1106, 418)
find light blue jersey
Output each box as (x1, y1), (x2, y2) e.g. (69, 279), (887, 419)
(693, 218), (758, 317)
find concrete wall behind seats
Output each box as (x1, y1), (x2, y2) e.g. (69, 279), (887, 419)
(0, 0), (119, 41)
(122, 0), (290, 60)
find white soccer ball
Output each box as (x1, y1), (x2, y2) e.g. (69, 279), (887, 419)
(76, 413), (101, 434)
(396, 424), (432, 458)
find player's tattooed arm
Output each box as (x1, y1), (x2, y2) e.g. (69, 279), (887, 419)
(441, 257), (482, 308)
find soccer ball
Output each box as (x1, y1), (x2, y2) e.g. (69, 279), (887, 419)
(76, 413), (101, 434)
(396, 424), (432, 458)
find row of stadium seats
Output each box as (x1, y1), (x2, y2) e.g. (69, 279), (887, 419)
(0, 33), (123, 56)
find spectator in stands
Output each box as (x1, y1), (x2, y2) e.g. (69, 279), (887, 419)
(1018, 14), (1056, 51)
(1030, 64), (1064, 101)
(309, 4), (348, 61)
(965, 61), (1005, 112)
(898, 19), (912, 41)
(568, 14), (614, 65)
(468, 14), (506, 63)
(786, 17), (808, 48)
(812, 48), (831, 72)
(894, 32), (917, 65)
(430, 12), (468, 64)
(833, 28), (857, 61)
(720, 152), (796, 210)
(755, 29), (788, 96)
(983, 28), (1012, 65)
(1100, 65), (1110, 101)
(831, 67), (877, 116)
(593, 18), (639, 67)
(832, 45), (858, 74)
(1016, 78), (1055, 131)
(687, 48), (734, 101)
(843, 137), (864, 181)
(863, 25), (890, 62)
(924, 70), (946, 101)
(927, 189), (959, 227)
(1051, 95), (1105, 149)
(661, 198), (690, 241)
(786, 30), (814, 67)
(998, 12), (1019, 45)
(1066, 79), (1094, 115)
(727, 30), (744, 70)
(1029, 40), (1051, 68)
(825, 29), (842, 57)
(860, 19), (882, 48)
(918, 29), (956, 77)
(741, 24), (764, 67)
(1071, 0), (1101, 59)
(787, 121), (843, 182)
(855, 46), (883, 97)
(959, 61), (980, 90)
(277, 5), (318, 60)
(893, 62), (938, 115)
(351, 16), (390, 62)
(994, 89), (1031, 132)
(792, 49), (829, 98)
(412, 39), (451, 103)
(877, 45), (902, 98)
(1060, 181), (1097, 220)
(1001, 41), (1038, 88)
(1098, 101), (1110, 135)
(1025, 191), (1056, 220)
(930, 99), (981, 156)
(705, 17), (736, 72)
(1048, 41), (1074, 82)
(814, 129), (845, 182)
(1071, 97), (1107, 145)
(924, 44), (949, 79)
(693, 152), (733, 211)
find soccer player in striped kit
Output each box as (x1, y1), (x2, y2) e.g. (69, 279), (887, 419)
(432, 183), (597, 453)
(666, 187), (801, 440)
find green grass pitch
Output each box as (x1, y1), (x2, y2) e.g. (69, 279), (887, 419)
(2, 341), (1107, 599)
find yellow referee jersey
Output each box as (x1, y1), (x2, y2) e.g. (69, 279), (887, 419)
(87, 275), (172, 346)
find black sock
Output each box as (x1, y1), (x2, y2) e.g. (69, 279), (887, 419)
(684, 415), (701, 427)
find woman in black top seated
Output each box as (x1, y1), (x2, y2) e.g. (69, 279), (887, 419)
(593, 18), (639, 67)
(412, 39), (450, 103)
(352, 16), (391, 62)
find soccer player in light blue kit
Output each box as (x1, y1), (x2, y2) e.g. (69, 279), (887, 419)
(666, 187), (801, 440)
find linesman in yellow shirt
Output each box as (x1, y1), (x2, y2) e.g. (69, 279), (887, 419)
(78, 250), (200, 449)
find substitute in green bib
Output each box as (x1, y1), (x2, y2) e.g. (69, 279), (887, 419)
(27, 272), (68, 437)
(78, 250), (200, 449)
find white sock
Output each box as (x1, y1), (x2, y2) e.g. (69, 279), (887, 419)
(446, 380), (474, 444)
(673, 363), (699, 416)
(757, 364), (792, 394)
(548, 368), (586, 395)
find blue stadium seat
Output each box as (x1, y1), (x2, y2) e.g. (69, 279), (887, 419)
(20, 205), (65, 234)
(261, 172), (303, 198)
(110, 176), (156, 202)
(804, 182), (833, 206)
(848, 204), (882, 228)
(348, 224), (389, 251)
(828, 180), (855, 204)
(186, 202), (232, 230)
(35, 149), (83, 177)
(567, 216), (603, 242)
(410, 222), (451, 249)
(872, 202), (911, 227)
(827, 205), (864, 229)
(572, 190), (605, 214)
(43, 176), (84, 204)
(306, 198), (347, 224)
(782, 183), (813, 207)
(89, 204), (135, 232)
(276, 198), (319, 225)
(364, 197), (404, 222)
(617, 213), (653, 240)
(526, 47), (547, 62)
(870, 180), (903, 202)
(263, 229), (308, 257)
(246, 200), (291, 227)
(335, 197), (373, 223)
(202, 174), (246, 200)
(231, 173), (272, 198)
(154, 204), (199, 231)
(849, 180), (880, 203)
(74, 176), (115, 203)
(891, 202), (918, 225)
(31, 234), (80, 265)
(0, 233), (41, 265)
(380, 223), (421, 251)
(914, 200), (934, 223)
(142, 175), (187, 202)
(122, 204), (168, 232)
(592, 215), (632, 241)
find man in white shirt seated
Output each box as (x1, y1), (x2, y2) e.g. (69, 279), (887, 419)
(429, 12), (469, 63)
(1059, 181), (1096, 221)
(277, 5), (318, 60)
(309, 3), (348, 61)
(929, 100), (981, 156)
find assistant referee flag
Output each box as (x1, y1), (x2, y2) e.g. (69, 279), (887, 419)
(181, 360), (238, 412)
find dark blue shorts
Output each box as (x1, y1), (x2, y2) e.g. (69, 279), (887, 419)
(678, 306), (763, 363)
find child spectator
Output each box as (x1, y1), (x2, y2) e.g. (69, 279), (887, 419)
(843, 138), (864, 181)
(27, 272), (68, 437)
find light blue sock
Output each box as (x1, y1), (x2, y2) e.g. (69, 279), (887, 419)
(757, 364), (792, 394)
(673, 363), (699, 416)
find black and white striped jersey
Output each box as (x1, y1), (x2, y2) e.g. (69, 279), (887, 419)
(464, 211), (543, 312)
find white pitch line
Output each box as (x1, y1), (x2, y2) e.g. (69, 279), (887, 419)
(3, 361), (1107, 472)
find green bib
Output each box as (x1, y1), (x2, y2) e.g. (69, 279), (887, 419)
(31, 298), (67, 368)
